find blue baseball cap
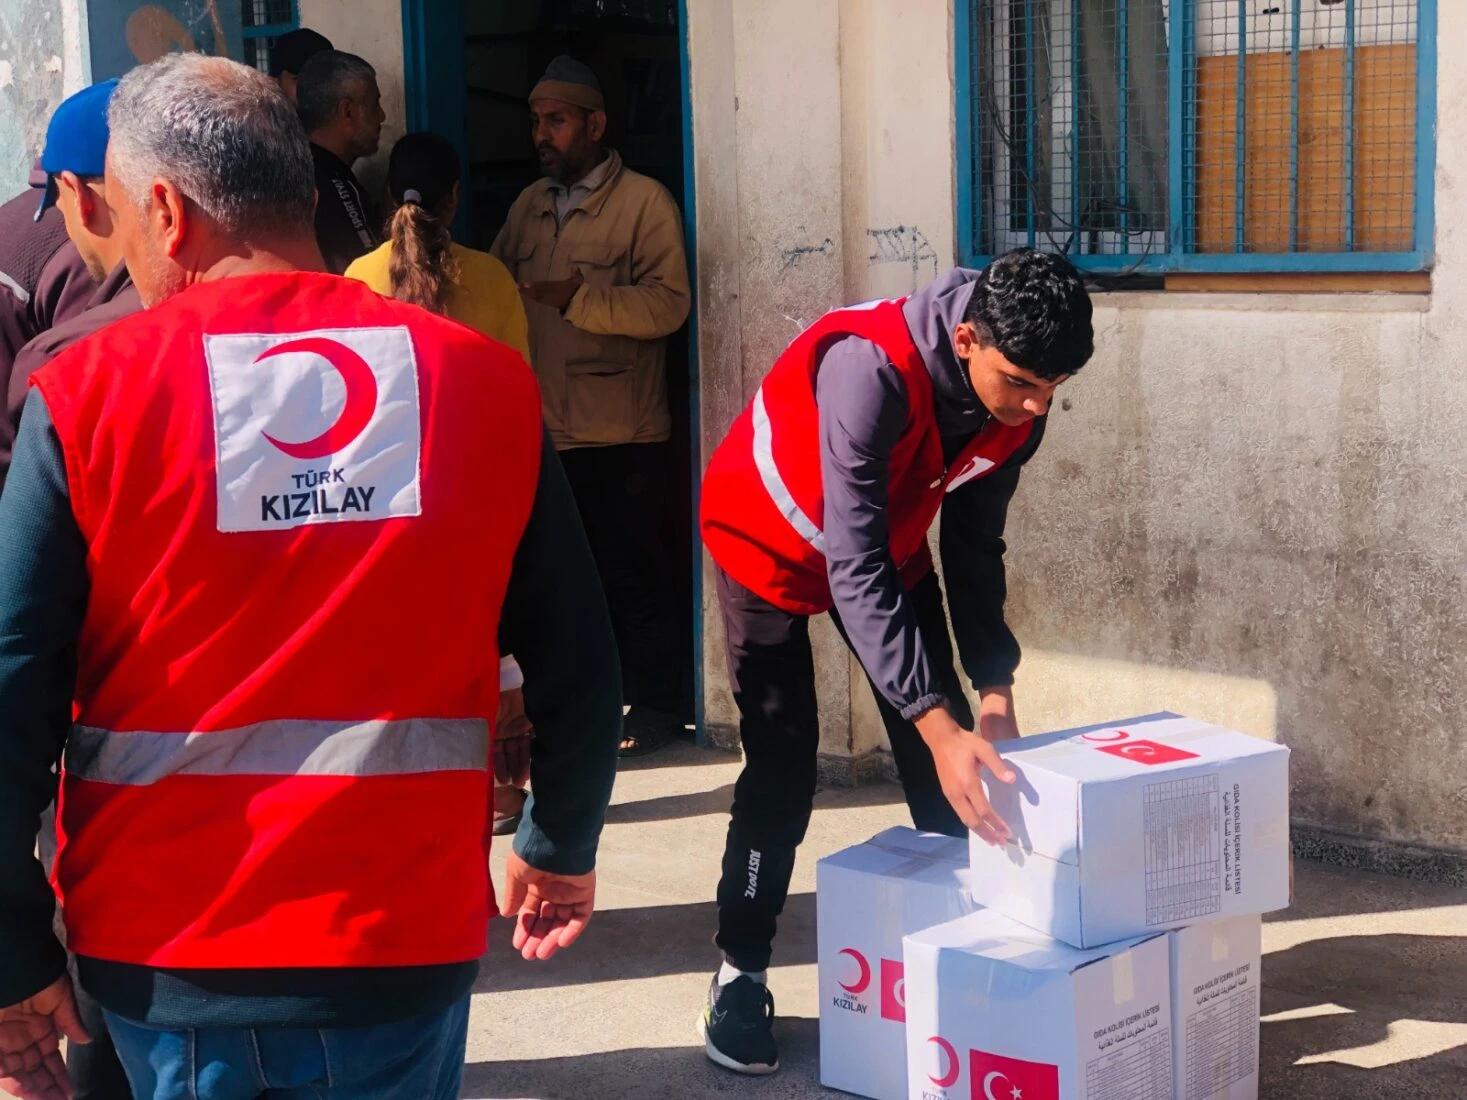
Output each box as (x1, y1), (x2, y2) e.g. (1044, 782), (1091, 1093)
(34, 79), (119, 222)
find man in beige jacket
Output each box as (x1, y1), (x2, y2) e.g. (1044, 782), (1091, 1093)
(494, 56), (691, 757)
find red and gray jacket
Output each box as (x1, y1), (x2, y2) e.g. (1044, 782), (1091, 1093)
(701, 268), (1045, 718)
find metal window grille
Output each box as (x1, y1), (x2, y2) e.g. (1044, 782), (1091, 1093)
(957, 0), (1436, 274)
(241, 0), (301, 75)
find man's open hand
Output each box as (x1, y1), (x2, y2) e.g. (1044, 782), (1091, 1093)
(915, 705), (1016, 848)
(0, 976), (90, 1100)
(500, 853), (596, 962)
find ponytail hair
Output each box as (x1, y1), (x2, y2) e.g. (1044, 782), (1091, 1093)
(385, 132), (462, 315)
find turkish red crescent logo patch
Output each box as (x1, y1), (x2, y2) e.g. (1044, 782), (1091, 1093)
(927, 1036), (960, 1088)
(837, 948), (872, 994)
(205, 325), (422, 533)
(258, 337), (380, 459)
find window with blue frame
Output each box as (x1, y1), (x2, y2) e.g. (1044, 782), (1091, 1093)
(957, 1), (1436, 275)
(241, 0), (300, 75)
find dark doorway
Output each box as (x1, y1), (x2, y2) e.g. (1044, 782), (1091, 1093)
(459, 0), (695, 729)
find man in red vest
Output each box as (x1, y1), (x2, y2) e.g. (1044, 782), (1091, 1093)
(0, 54), (621, 1100)
(697, 251), (1094, 1073)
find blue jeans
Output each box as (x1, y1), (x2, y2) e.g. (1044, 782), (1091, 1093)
(104, 996), (470, 1100)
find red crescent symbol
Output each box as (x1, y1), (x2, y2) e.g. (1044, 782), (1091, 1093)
(258, 337), (379, 460)
(838, 948), (871, 994)
(1082, 729), (1129, 743)
(928, 1036), (960, 1088)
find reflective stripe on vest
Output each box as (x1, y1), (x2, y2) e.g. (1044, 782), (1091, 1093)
(752, 385), (827, 556)
(66, 717), (489, 786)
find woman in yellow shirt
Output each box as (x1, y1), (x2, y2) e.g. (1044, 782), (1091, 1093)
(345, 131), (530, 361)
(348, 132), (533, 836)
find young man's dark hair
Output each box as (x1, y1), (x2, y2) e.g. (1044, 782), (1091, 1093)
(966, 249), (1094, 380)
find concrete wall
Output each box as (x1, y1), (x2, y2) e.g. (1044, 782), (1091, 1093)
(688, 0), (1467, 857)
(0, 0), (87, 197)
(296, 0), (406, 199)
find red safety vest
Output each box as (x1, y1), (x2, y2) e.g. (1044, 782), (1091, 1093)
(701, 298), (1033, 615)
(35, 272), (542, 969)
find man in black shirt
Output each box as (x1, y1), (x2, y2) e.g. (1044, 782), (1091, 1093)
(296, 50), (385, 274)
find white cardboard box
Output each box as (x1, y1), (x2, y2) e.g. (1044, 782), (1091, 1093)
(817, 827), (978, 1100)
(969, 712), (1290, 948)
(904, 909), (1173, 1100)
(1170, 915), (1263, 1100)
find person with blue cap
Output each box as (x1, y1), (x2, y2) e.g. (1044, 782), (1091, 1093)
(7, 78), (142, 484)
(3, 78), (139, 1100)
(0, 95), (107, 494)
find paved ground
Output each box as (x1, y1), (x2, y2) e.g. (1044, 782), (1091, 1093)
(465, 741), (1467, 1099)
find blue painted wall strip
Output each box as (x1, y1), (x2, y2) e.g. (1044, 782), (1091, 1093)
(956, 1), (978, 262)
(1064, 248), (1426, 274)
(677, 0), (705, 744)
(1415, 0), (1439, 263)
(1290, 0), (1301, 252)
(1343, 0), (1356, 252)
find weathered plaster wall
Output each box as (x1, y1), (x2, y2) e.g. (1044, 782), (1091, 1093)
(0, 0), (87, 197)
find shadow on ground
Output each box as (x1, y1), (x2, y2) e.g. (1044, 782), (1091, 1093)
(1257, 932), (1467, 1099)
(603, 783), (736, 825)
(1266, 857), (1467, 923)
(605, 779), (907, 826)
(475, 893), (817, 995)
(462, 1018), (821, 1099)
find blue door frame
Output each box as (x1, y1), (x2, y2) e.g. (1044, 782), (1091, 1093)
(400, 0), (706, 742)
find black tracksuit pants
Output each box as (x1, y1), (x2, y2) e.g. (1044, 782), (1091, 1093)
(713, 567), (972, 972)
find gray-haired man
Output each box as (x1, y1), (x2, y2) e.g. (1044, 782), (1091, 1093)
(0, 53), (621, 1100)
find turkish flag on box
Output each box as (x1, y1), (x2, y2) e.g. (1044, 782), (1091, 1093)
(969, 1049), (1060, 1100)
(879, 958), (905, 1022)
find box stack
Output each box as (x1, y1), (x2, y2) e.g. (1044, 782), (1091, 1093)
(816, 713), (1288, 1100)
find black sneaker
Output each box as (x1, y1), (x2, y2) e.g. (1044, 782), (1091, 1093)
(699, 973), (779, 1075)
